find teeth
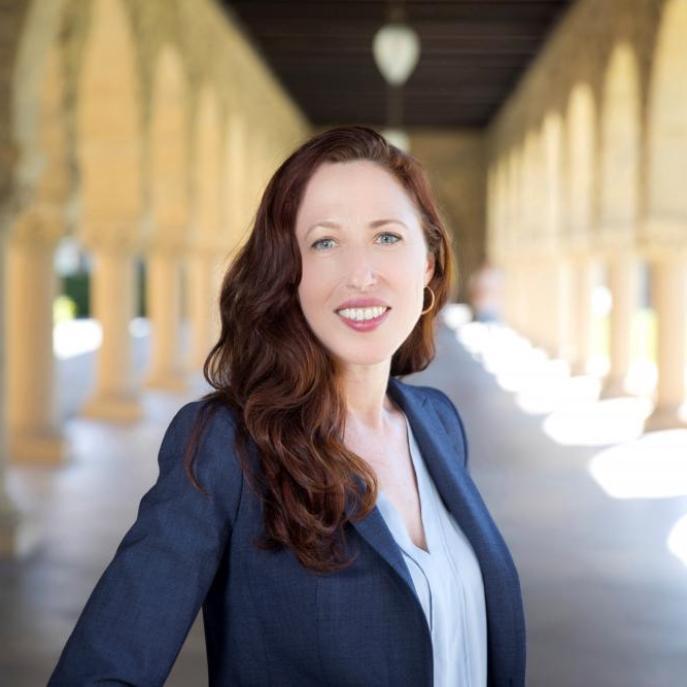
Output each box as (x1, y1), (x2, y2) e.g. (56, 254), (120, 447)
(337, 306), (388, 321)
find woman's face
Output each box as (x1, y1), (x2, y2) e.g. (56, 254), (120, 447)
(295, 159), (435, 368)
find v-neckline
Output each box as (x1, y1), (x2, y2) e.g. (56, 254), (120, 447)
(378, 410), (435, 558)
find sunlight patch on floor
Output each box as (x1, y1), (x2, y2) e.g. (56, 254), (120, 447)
(668, 514), (687, 568)
(588, 430), (687, 498)
(543, 396), (653, 446)
(451, 320), (658, 444)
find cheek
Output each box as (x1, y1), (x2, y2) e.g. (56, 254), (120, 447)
(298, 259), (329, 310)
(393, 250), (426, 286)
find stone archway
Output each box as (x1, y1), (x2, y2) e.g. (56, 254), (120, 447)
(565, 82), (597, 375)
(77, 0), (144, 422)
(522, 127), (548, 349)
(1, 0), (70, 555)
(188, 84), (223, 368)
(225, 111), (248, 247)
(145, 45), (189, 392)
(7, 42), (70, 464)
(541, 110), (570, 360)
(644, 0), (687, 428)
(508, 143), (529, 334)
(599, 42), (641, 399)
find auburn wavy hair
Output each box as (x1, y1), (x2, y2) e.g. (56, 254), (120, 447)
(182, 125), (455, 573)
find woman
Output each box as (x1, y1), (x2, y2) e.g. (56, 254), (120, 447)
(48, 125), (526, 686)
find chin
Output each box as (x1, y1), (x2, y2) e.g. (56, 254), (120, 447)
(329, 345), (397, 367)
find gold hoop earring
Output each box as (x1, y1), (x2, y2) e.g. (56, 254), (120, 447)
(420, 285), (435, 315)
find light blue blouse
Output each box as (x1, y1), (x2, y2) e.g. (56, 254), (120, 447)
(376, 411), (488, 687)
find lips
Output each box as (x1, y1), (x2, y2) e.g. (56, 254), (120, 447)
(334, 297), (390, 311)
(336, 305), (391, 332)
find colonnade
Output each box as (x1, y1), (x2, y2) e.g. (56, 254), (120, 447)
(0, 0), (309, 555)
(486, 0), (687, 432)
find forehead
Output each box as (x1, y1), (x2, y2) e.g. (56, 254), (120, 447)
(295, 160), (419, 228)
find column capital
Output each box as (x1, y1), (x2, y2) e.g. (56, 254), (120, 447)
(8, 205), (66, 249)
(186, 235), (228, 259)
(143, 238), (187, 259)
(79, 227), (141, 255)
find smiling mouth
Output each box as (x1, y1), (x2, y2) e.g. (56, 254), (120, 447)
(335, 306), (391, 322)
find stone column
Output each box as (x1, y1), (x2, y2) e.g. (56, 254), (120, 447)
(187, 249), (216, 370)
(524, 259), (541, 345)
(144, 248), (188, 392)
(512, 263), (522, 332)
(601, 252), (636, 398)
(521, 260), (537, 343)
(531, 258), (549, 351)
(645, 257), (687, 430)
(504, 263), (517, 328)
(519, 263), (531, 337)
(549, 257), (573, 360)
(81, 244), (143, 422)
(500, 264), (514, 326)
(570, 256), (595, 376)
(210, 251), (227, 345)
(6, 230), (67, 462)
(0, 228), (40, 557)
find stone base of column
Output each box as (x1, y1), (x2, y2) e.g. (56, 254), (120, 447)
(540, 342), (562, 360)
(570, 359), (589, 377)
(144, 371), (189, 393)
(644, 403), (687, 432)
(81, 392), (144, 423)
(8, 429), (68, 464)
(0, 504), (41, 559)
(599, 375), (632, 400)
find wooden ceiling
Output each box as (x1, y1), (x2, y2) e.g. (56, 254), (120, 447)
(220, 1), (573, 129)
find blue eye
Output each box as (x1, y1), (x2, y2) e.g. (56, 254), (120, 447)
(310, 232), (401, 250)
(378, 232), (401, 244)
(311, 238), (336, 250)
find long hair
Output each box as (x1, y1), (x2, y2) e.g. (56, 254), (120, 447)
(183, 125), (454, 573)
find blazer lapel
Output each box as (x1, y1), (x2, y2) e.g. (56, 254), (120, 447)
(389, 377), (512, 572)
(342, 376), (453, 607)
(388, 376), (522, 683)
(342, 380), (419, 602)
(344, 375), (518, 673)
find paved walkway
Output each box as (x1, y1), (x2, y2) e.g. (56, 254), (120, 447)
(2, 316), (686, 685)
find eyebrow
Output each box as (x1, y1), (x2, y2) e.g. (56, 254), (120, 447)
(305, 218), (408, 239)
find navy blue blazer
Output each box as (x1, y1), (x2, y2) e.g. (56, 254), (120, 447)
(48, 376), (526, 686)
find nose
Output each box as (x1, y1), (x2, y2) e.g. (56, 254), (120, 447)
(345, 246), (378, 290)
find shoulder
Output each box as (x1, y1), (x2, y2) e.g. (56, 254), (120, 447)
(167, 398), (239, 443)
(159, 398), (245, 521)
(401, 381), (470, 470)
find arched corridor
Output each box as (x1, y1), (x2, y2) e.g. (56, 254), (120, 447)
(3, 315), (687, 685)
(1, 0), (686, 684)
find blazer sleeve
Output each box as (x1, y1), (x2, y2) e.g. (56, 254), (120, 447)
(47, 400), (242, 687)
(423, 386), (470, 473)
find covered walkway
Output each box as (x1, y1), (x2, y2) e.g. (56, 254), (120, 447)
(2, 314), (685, 686)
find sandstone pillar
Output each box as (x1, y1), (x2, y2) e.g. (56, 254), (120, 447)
(187, 250), (216, 370)
(0, 228), (39, 557)
(144, 249), (188, 391)
(81, 245), (143, 422)
(512, 263), (526, 334)
(570, 256), (595, 376)
(533, 261), (549, 353)
(549, 258), (574, 362)
(6, 232), (67, 462)
(500, 264), (514, 326)
(645, 257), (687, 430)
(601, 252), (636, 398)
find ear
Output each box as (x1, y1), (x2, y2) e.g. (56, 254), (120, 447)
(424, 250), (436, 286)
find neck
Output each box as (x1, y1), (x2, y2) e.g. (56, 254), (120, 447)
(340, 361), (396, 432)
